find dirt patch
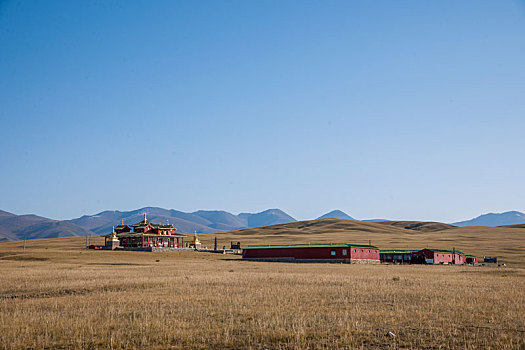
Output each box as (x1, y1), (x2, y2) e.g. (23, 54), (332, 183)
(85, 262), (144, 266)
(0, 255), (49, 261)
(2, 282), (161, 300)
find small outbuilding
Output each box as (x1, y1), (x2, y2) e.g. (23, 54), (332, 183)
(242, 243), (380, 264)
(465, 254), (477, 264)
(380, 250), (418, 264)
(484, 256), (497, 263)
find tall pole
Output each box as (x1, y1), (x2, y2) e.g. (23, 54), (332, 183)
(502, 239), (504, 265)
(23, 240), (26, 251)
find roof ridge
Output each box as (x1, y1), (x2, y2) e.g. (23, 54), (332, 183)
(243, 243), (378, 249)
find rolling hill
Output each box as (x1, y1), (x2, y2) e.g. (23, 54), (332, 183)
(67, 208), (225, 235)
(0, 210), (91, 241)
(202, 218), (525, 265)
(67, 207), (298, 236)
(1, 207), (299, 240)
(4, 206), (525, 243)
(238, 209), (296, 227)
(2, 217), (524, 265)
(375, 221), (457, 232)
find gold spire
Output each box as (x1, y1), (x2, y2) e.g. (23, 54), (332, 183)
(190, 230), (201, 249)
(121, 219), (124, 225)
(167, 219), (169, 225)
(109, 226), (118, 241)
(193, 231), (201, 244)
(143, 213), (147, 222)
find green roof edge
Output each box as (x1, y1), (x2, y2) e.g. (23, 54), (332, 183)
(243, 243), (378, 250)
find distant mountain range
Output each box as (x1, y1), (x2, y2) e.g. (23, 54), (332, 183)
(0, 210), (91, 241)
(0, 207), (298, 241)
(1, 208), (524, 241)
(317, 210), (355, 220)
(67, 207), (297, 236)
(452, 211), (525, 227)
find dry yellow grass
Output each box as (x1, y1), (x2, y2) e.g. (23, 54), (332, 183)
(1, 222), (524, 349)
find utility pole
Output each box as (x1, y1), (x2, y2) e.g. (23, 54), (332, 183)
(502, 239), (504, 265)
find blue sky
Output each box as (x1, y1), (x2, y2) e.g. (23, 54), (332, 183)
(1, 1), (524, 222)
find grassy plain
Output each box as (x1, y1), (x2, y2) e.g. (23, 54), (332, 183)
(1, 221), (524, 349)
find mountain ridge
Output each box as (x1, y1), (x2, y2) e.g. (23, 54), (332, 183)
(317, 210), (355, 220)
(2, 208), (525, 241)
(66, 207), (298, 236)
(453, 211), (525, 227)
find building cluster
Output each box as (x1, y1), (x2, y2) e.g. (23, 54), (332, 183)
(105, 214), (186, 249)
(379, 249), (477, 264)
(104, 214), (208, 250)
(242, 244), (478, 264)
(102, 214), (478, 264)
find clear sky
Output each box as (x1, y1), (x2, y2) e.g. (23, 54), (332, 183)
(1, 1), (524, 222)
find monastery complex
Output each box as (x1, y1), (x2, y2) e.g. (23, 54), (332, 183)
(105, 213), (186, 249)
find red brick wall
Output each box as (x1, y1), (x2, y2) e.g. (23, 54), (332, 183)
(243, 246), (379, 260)
(350, 247), (380, 260)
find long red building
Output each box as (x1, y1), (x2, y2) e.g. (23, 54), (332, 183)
(242, 243), (380, 263)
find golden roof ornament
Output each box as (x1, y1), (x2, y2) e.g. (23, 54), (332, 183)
(193, 231), (201, 244)
(109, 226), (119, 241)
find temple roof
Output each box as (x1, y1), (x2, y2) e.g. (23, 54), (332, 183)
(158, 225), (175, 229)
(129, 221), (148, 227)
(129, 213), (149, 227)
(114, 232), (186, 238)
(128, 213), (176, 230)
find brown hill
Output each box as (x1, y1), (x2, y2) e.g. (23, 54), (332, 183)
(201, 218), (524, 265)
(0, 210), (93, 241)
(499, 223), (525, 229)
(374, 220), (457, 232)
(2, 218), (523, 265)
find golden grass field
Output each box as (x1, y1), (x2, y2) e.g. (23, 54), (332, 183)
(1, 219), (524, 349)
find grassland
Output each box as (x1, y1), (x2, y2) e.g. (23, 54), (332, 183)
(1, 221), (524, 349)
